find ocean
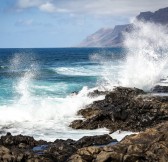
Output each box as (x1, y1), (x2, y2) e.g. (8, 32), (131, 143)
(1, 22), (168, 142)
(0, 48), (126, 141)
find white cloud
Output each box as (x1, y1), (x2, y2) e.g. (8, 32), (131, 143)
(16, 0), (168, 16)
(39, 2), (56, 12)
(39, 2), (69, 13)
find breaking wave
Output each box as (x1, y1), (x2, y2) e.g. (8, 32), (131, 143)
(120, 20), (168, 90)
(93, 20), (168, 91)
(0, 53), (108, 141)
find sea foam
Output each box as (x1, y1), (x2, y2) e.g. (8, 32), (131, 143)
(0, 53), (108, 141)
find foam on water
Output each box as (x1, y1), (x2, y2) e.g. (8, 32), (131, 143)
(90, 52), (124, 90)
(54, 66), (102, 76)
(0, 89), (108, 141)
(110, 130), (137, 142)
(0, 53), (109, 141)
(0, 79), (108, 141)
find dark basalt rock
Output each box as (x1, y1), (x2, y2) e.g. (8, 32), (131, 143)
(69, 120), (83, 129)
(44, 140), (77, 162)
(70, 87), (168, 132)
(0, 133), (50, 161)
(43, 134), (115, 162)
(0, 133), (116, 162)
(77, 107), (102, 119)
(1, 134), (38, 148)
(88, 90), (109, 97)
(68, 121), (168, 162)
(76, 134), (117, 148)
(0, 144), (52, 162)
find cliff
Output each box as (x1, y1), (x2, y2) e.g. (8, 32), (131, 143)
(77, 7), (168, 47)
(137, 7), (168, 24)
(78, 24), (131, 47)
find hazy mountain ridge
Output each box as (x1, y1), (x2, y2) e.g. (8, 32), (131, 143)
(78, 7), (168, 47)
(78, 24), (131, 47)
(137, 7), (168, 24)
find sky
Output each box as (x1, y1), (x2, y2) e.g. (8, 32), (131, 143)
(1, 0), (168, 48)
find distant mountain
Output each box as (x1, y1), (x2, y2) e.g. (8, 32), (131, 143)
(77, 7), (168, 47)
(136, 7), (168, 24)
(78, 28), (113, 47)
(78, 24), (131, 47)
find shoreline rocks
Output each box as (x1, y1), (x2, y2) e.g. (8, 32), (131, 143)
(0, 133), (116, 162)
(70, 87), (168, 132)
(1, 86), (168, 161)
(68, 121), (168, 162)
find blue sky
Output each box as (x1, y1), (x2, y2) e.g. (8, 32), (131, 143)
(1, 0), (168, 48)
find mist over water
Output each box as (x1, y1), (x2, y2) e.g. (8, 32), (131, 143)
(120, 20), (168, 90)
(90, 50), (125, 90)
(92, 20), (168, 91)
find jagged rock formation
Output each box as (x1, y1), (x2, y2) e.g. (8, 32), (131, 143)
(70, 87), (168, 132)
(0, 133), (116, 162)
(68, 121), (168, 162)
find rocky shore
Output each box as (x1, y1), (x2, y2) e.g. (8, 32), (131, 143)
(1, 86), (168, 162)
(0, 133), (116, 161)
(69, 121), (168, 162)
(70, 86), (168, 132)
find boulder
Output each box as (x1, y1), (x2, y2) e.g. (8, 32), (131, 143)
(76, 134), (117, 148)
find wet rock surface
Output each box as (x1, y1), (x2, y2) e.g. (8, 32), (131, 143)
(1, 86), (168, 161)
(0, 133), (115, 162)
(70, 87), (168, 132)
(68, 121), (168, 162)
(88, 90), (109, 97)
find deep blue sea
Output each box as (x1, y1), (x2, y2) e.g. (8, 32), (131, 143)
(0, 48), (124, 103)
(0, 48), (124, 141)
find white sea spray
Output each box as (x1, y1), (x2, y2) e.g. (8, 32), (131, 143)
(120, 20), (168, 90)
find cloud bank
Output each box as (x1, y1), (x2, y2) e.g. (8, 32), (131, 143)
(16, 0), (168, 16)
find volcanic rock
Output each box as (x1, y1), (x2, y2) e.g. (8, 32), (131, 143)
(43, 134), (115, 162)
(70, 87), (168, 132)
(68, 121), (168, 162)
(0, 133), (116, 162)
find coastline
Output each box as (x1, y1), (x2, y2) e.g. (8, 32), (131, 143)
(1, 85), (168, 161)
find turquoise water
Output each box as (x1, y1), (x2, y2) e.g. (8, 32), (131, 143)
(0, 48), (124, 104)
(0, 48), (124, 141)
